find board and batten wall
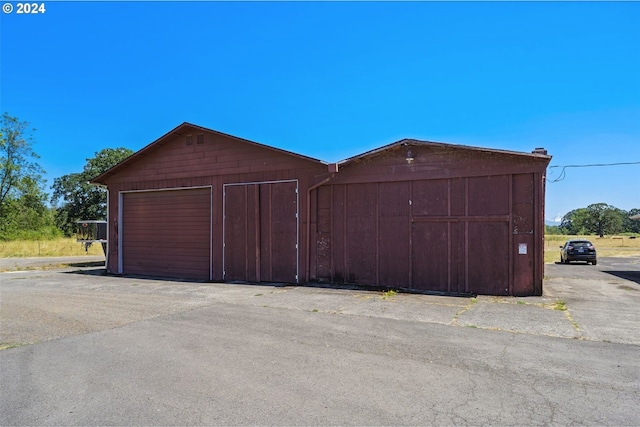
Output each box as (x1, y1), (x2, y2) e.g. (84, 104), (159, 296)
(308, 144), (547, 296)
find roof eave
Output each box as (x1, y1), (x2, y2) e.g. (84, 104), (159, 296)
(90, 122), (327, 185)
(337, 139), (552, 167)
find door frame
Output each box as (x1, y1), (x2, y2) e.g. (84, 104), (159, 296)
(118, 186), (213, 279)
(222, 179), (299, 283)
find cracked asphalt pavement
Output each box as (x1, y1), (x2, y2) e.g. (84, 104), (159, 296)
(1, 257), (639, 425)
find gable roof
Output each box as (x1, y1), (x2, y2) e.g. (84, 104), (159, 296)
(92, 123), (551, 184)
(91, 122), (326, 184)
(337, 138), (551, 167)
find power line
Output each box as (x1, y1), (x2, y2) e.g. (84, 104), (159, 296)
(548, 161), (640, 169)
(547, 161), (640, 183)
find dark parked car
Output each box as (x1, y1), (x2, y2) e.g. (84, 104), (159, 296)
(560, 239), (597, 265)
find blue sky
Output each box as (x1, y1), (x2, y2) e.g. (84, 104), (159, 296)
(1, 1), (639, 221)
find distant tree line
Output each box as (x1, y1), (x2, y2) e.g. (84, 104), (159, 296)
(1, 113), (638, 241)
(0, 113), (132, 240)
(546, 204), (640, 237)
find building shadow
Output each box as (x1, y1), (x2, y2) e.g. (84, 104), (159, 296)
(67, 261), (105, 268)
(62, 268), (475, 297)
(602, 270), (640, 286)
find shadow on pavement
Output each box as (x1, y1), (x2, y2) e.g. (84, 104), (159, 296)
(67, 261), (105, 268)
(602, 270), (640, 285)
(62, 269), (475, 297)
(553, 261), (593, 265)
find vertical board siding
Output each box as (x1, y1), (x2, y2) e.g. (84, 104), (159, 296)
(258, 184), (272, 282)
(246, 185), (259, 281)
(534, 172), (545, 295)
(512, 173), (535, 295)
(319, 172), (535, 295)
(267, 181), (298, 282)
(412, 179), (448, 216)
(450, 178), (466, 216)
(224, 181), (298, 283)
(102, 125), (549, 295)
(467, 175), (510, 216)
(411, 222), (450, 292)
(223, 185), (250, 281)
(331, 185), (347, 283)
(467, 221), (510, 295)
(378, 182), (410, 287)
(314, 186), (332, 281)
(345, 183), (378, 284)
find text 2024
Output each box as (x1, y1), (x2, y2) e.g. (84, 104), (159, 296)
(16, 3), (46, 14)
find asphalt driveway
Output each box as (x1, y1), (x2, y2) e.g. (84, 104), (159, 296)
(1, 257), (639, 425)
(544, 257), (640, 346)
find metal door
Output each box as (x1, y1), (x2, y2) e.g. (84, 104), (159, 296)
(121, 187), (212, 280)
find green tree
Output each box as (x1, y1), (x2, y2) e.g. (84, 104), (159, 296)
(0, 113), (45, 217)
(582, 203), (624, 237)
(560, 203), (625, 237)
(0, 114), (56, 239)
(559, 208), (589, 235)
(51, 147), (133, 236)
(622, 208), (640, 234)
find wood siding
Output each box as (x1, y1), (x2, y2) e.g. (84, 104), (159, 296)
(223, 181), (298, 283)
(104, 130), (323, 184)
(102, 125), (326, 282)
(309, 145), (549, 296)
(101, 123), (549, 296)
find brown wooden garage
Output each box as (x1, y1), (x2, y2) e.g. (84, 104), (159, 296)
(307, 142), (549, 296)
(92, 122), (551, 296)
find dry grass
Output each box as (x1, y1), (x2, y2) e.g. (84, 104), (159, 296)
(544, 235), (640, 264)
(0, 238), (105, 258)
(2, 235), (637, 263)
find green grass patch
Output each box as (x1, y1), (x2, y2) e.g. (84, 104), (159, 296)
(0, 342), (28, 351)
(381, 289), (398, 300)
(553, 300), (567, 311)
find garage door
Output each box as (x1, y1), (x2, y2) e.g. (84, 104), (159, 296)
(224, 180), (298, 283)
(121, 187), (212, 280)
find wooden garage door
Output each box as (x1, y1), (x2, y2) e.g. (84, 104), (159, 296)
(224, 181), (298, 283)
(121, 188), (211, 280)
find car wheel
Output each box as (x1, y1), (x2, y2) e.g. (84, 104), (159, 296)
(592, 260), (597, 266)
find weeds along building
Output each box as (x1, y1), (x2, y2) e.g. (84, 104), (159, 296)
(91, 122), (551, 296)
